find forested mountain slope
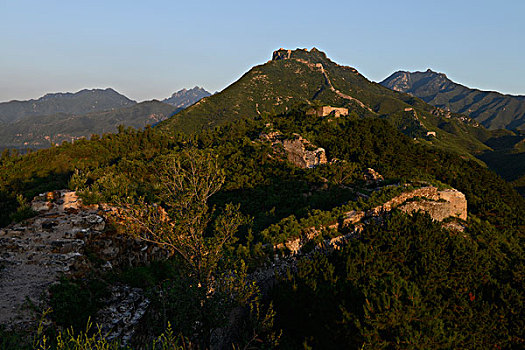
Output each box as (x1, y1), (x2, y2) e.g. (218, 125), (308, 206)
(0, 48), (524, 349)
(381, 69), (525, 130)
(0, 87), (211, 149)
(160, 49), (503, 160)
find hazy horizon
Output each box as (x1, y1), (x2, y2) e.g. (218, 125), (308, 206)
(2, 0), (525, 102)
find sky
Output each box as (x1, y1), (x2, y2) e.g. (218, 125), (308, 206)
(1, 0), (524, 102)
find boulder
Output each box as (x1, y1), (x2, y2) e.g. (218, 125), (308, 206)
(260, 131), (327, 168)
(363, 168), (384, 183)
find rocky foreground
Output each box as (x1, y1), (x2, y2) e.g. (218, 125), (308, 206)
(0, 191), (103, 326)
(0, 191), (159, 336)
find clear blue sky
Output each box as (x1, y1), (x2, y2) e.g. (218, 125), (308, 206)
(1, 0), (524, 102)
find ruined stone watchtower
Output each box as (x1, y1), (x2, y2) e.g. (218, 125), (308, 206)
(306, 106), (349, 118)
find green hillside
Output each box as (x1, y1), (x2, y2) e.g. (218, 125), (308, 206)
(158, 48), (525, 192)
(1, 48), (524, 349)
(159, 48), (496, 159)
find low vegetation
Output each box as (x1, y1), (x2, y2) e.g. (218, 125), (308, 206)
(0, 103), (523, 348)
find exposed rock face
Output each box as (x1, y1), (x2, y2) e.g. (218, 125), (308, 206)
(272, 48), (292, 61)
(341, 210), (365, 227)
(95, 285), (150, 344)
(162, 86), (211, 109)
(306, 106), (349, 118)
(260, 131), (327, 168)
(0, 191), (105, 327)
(363, 168), (384, 184)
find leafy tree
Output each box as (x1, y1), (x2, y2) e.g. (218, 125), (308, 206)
(111, 148), (268, 347)
(117, 149), (244, 281)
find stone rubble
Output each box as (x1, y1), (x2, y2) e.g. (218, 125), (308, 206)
(363, 168), (384, 184)
(0, 190), (105, 327)
(0, 190), (161, 336)
(95, 284), (150, 345)
(0, 184), (468, 343)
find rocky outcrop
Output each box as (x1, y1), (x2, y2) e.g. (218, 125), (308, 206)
(272, 48), (292, 61)
(0, 191), (106, 327)
(95, 285), (150, 344)
(162, 86), (211, 109)
(363, 168), (384, 184)
(272, 185), (467, 257)
(341, 210), (365, 227)
(368, 186), (467, 221)
(282, 136), (327, 168)
(260, 131), (327, 168)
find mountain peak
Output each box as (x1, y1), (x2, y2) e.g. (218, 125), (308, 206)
(162, 87), (211, 109)
(271, 47), (329, 62)
(422, 69), (448, 78)
(272, 48), (293, 61)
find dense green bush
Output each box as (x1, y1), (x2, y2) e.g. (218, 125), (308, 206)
(271, 212), (524, 349)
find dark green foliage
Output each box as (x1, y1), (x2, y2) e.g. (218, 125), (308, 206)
(0, 326), (32, 350)
(272, 212), (524, 349)
(477, 132), (525, 181)
(9, 194), (36, 223)
(117, 260), (180, 289)
(0, 126), (179, 226)
(48, 278), (108, 331)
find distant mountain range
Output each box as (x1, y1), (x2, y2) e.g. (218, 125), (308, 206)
(380, 69), (525, 130)
(0, 88), (136, 124)
(0, 101), (176, 148)
(0, 87), (210, 149)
